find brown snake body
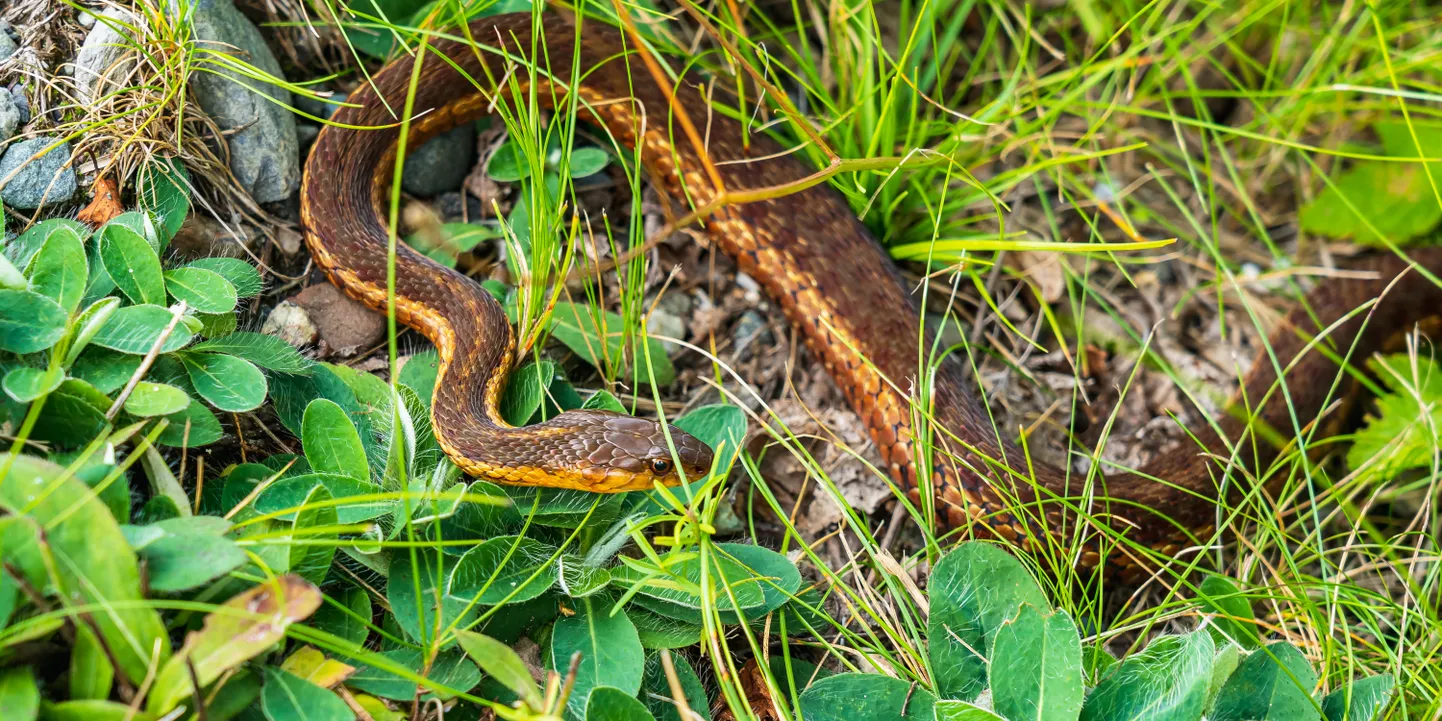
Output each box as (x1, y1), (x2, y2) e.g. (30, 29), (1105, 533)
(303, 13), (1442, 576)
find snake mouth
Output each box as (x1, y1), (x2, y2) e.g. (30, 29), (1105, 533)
(669, 427), (717, 481)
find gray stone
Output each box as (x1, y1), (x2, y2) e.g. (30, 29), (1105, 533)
(178, 0), (299, 203)
(0, 138), (78, 210)
(0, 28), (16, 63)
(0, 98), (17, 142)
(9, 86), (29, 125)
(401, 124), (476, 198)
(731, 310), (773, 353)
(74, 7), (143, 105)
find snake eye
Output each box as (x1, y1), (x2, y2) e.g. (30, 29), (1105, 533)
(650, 458), (671, 475)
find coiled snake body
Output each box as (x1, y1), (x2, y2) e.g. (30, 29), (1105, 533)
(303, 13), (1442, 575)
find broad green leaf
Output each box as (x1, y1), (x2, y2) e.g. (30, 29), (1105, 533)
(186, 257), (262, 297)
(399, 350), (441, 403)
(448, 535), (557, 605)
(0, 251), (21, 289)
(138, 157), (191, 240)
(388, 552), (478, 645)
(0, 666), (39, 721)
(190, 669), (260, 721)
(123, 381), (191, 417)
(25, 224), (87, 313)
(0, 288), (68, 353)
(567, 146), (610, 178)
(62, 297), (122, 365)
(798, 673), (937, 720)
(69, 624), (115, 700)
(1347, 354), (1442, 476)
(641, 653), (710, 721)
(1199, 575), (1261, 650)
(147, 575), (321, 715)
(136, 531), (247, 592)
(156, 402), (224, 447)
(303, 398), (370, 480)
(290, 484), (340, 585)
(406, 222), (502, 267)
(0, 454), (171, 685)
(191, 331), (313, 373)
(486, 140), (529, 181)
(587, 686), (656, 721)
(181, 352), (266, 411)
(548, 301), (674, 387)
(1207, 643), (1242, 714)
(629, 606), (703, 650)
(990, 605), (1084, 721)
(261, 666), (353, 721)
(1321, 675), (1395, 721)
(91, 304), (194, 354)
(550, 596), (646, 718)
(3, 366), (63, 403)
(345, 647), (480, 700)
(558, 554), (611, 598)
(438, 480), (522, 545)
(456, 630), (544, 709)
(254, 472), (387, 523)
(928, 542), (1048, 700)
(582, 390), (627, 413)
(501, 360), (555, 425)
(1080, 630), (1214, 721)
(311, 586), (373, 647)
(615, 548), (768, 624)
(934, 701), (1008, 720)
(164, 267), (238, 314)
(1210, 642), (1320, 721)
(28, 382), (109, 447)
(34, 700), (156, 721)
(1299, 163), (1442, 245)
(100, 222), (167, 305)
(675, 404), (744, 476)
(7, 218), (89, 267)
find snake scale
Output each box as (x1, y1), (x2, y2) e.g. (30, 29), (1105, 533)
(302, 12), (1442, 576)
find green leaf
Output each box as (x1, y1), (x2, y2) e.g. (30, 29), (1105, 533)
(147, 575), (322, 715)
(91, 304), (194, 354)
(164, 267), (238, 314)
(181, 352), (267, 411)
(261, 666), (353, 721)
(628, 606), (703, 650)
(1321, 675), (1394, 721)
(501, 360), (555, 425)
(135, 529), (247, 592)
(487, 140), (529, 182)
(448, 535), (557, 605)
(388, 552), (478, 645)
(567, 147), (610, 179)
(3, 366), (63, 403)
(0, 667), (39, 721)
(548, 301), (674, 386)
(69, 624), (115, 700)
(1347, 354), (1442, 476)
(123, 381), (191, 417)
(156, 402), (224, 447)
(582, 390), (627, 413)
(25, 224), (87, 314)
(399, 350), (441, 403)
(346, 648), (481, 700)
(138, 157), (191, 241)
(0, 454), (171, 685)
(1207, 643), (1242, 714)
(1199, 575), (1261, 650)
(550, 596), (646, 718)
(303, 398), (370, 480)
(456, 630), (544, 709)
(587, 686), (656, 721)
(558, 554), (612, 598)
(63, 297), (122, 366)
(934, 701), (1008, 720)
(0, 289), (68, 353)
(989, 605), (1083, 721)
(615, 549), (768, 624)
(1080, 630), (1214, 721)
(641, 653), (710, 721)
(100, 222), (167, 305)
(311, 586), (373, 647)
(289, 484), (340, 585)
(439, 480), (522, 545)
(406, 222), (503, 267)
(799, 673), (937, 720)
(29, 381), (109, 447)
(186, 257), (262, 297)
(255, 472), (386, 523)
(191, 331), (312, 374)
(1210, 642), (1320, 721)
(35, 700), (156, 721)
(928, 542), (1048, 701)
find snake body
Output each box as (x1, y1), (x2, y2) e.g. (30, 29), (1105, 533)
(303, 13), (1442, 574)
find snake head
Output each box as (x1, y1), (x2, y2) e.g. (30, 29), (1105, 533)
(560, 410), (716, 491)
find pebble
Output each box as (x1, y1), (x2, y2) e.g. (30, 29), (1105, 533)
(290, 283), (385, 357)
(0, 96), (18, 142)
(0, 24), (16, 63)
(401, 124), (477, 198)
(648, 292), (692, 357)
(0, 138), (78, 210)
(435, 190), (485, 222)
(74, 7), (142, 105)
(178, 0), (299, 204)
(10, 86), (29, 125)
(731, 309), (773, 353)
(262, 301), (318, 349)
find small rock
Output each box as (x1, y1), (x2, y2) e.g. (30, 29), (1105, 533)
(262, 301), (318, 348)
(435, 190), (485, 222)
(731, 310), (773, 354)
(0, 27), (16, 63)
(0, 138), (78, 210)
(77, 11), (97, 28)
(0, 97), (18, 142)
(74, 7), (143, 105)
(275, 226), (303, 256)
(178, 0), (299, 203)
(168, 213), (258, 259)
(9, 86), (29, 125)
(290, 283), (384, 357)
(401, 124), (476, 198)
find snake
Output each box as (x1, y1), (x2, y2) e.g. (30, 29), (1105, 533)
(302, 12), (1442, 576)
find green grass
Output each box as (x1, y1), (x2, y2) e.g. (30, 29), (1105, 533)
(4, 0), (1442, 719)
